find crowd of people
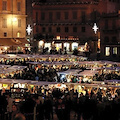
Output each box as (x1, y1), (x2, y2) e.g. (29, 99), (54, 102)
(10, 65), (58, 82)
(1, 85), (120, 120)
(0, 55), (120, 120)
(3, 63), (120, 83)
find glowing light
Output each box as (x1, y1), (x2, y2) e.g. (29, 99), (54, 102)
(26, 25), (32, 35)
(39, 40), (44, 46)
(56, 36), (60, 40)
(92, 23), (98, 34)
(4, 47), (7, 50)
(12, 17), (17, 22)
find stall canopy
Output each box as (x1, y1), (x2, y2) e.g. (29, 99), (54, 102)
(78, 70), (98, 77)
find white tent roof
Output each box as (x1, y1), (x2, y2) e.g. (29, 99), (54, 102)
(78, 70), (98, 77)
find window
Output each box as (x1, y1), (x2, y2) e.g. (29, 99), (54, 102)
(36, 12), (38, 23)
(105, 47), (110, 56)
(81, 27), (86, 32)
(17, 2), (21, 11)
(65, 27), (69, 33)
(73, 27), (77, 33)
(113, 47), (117, 55)
(81, 11), (86, 23)
(18, 19), (21, 27)
(73, 11), (77, 19)
(17, 32), (20, 37)
(48, 27), (52, 33)
(112, 36), (117, 43)
(42, 27), (46, 32)
(56, 27), (60, 32)
(64, 12), (68, 20)
(49, 12), (53, 22)
(2, 1), (7, 10)
(104, 36), (109, 43)
(105, 20), (108, 29)
(41, 12), (45, 20)
(56, 12), (61, 20)
(4, 32), (7, 37)
(112, 19), (116, 29)
(2, 18), (7, 28)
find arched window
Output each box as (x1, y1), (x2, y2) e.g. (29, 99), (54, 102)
(17, 32), (21, 37)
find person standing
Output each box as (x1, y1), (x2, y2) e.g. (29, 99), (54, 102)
(55, 98), (66, 120)
(36, 98), (44, 120)
(44, 96), (53, 120)
(11, 105), (19, 120)
(6, 94), (14, 120)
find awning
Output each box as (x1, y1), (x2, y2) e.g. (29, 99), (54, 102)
(15, 38), (29, 44)
(0, 38), (17, 46)
(0, 38), (29, 46)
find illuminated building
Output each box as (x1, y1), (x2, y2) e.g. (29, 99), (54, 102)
(0, 0), (29, 53)
(100, 11), (120, 61)
(32, 0), (120, 60)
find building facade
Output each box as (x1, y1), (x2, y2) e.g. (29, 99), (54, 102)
(0, 0), (28, 53)
(32, 0), (120, 60)
(100, 11), (120, 61)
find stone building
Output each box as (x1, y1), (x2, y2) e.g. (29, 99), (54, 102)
(100, 11), (120, 61)
(31, 0), (120, 60)
(0, 0), (29, 53)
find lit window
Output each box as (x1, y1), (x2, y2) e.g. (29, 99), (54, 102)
(105, 47), (110, 56)
(72, 42), (78, 50)
(113, 47), (117, 54)
(17, 32), (20, 37)
(64, 43), (69, 51)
